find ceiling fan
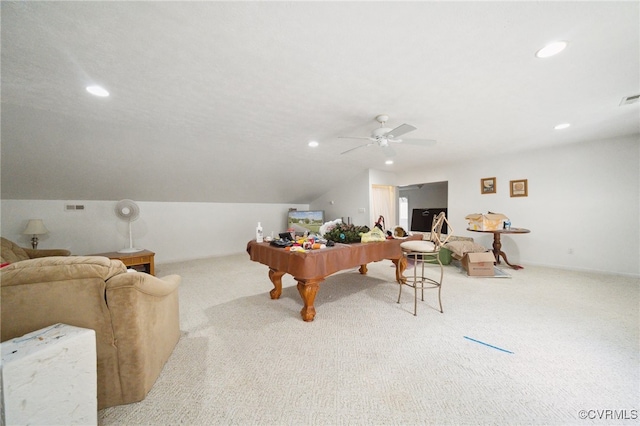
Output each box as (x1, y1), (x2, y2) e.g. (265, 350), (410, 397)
(339, 115), (436, 157)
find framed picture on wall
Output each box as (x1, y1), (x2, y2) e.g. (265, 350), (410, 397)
(481, 177), (496, 194)
(510, 179), (528, 197)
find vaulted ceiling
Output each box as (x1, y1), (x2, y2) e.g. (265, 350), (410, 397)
(2, 1), (638, 204)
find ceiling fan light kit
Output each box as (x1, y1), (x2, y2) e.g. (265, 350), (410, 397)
(339, 114), (436, 157)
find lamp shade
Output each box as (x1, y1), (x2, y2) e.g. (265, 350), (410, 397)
(23, 219), (49, 235)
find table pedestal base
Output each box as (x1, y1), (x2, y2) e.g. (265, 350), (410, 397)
(492, 233), (524, 270)
(467, 227), (529, 270)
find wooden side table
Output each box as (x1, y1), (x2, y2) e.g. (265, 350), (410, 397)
(467, 228), (530, 269)
(89, 250), (155, 275)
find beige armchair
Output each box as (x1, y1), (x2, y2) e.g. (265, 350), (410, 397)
(1, 236), (71, 264)
(1, 255), (181, 409)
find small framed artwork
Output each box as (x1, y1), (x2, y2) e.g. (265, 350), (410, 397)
(510, 179), (528, 197)
(481, 177), (496, 194)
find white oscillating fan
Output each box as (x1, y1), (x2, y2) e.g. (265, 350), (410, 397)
(115, 199), (143, 253)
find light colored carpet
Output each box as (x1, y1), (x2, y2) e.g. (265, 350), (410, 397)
(99, 253), (639, 425)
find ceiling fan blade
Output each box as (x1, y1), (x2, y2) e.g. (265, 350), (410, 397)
(397, 138), (437, 147)
(385, 124), (416, 138)
(340, 144), (371, 155)
(381, 145), (396, 157)
(338, 136), (373, 140)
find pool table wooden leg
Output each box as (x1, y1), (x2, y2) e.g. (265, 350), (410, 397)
(296, 278), (322, 322)
(392, 257), (407, 284)
(268, 268), (285, 299)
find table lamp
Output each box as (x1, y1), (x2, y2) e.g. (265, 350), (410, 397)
(23, 219), (49, 249)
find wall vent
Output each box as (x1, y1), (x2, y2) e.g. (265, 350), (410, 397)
(620, 94), (640, 106)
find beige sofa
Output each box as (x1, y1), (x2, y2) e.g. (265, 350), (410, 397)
(1, 255), (181, 409)
(1, 236), (71, 263)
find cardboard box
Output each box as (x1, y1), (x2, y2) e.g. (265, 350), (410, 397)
(461, 252), (496, 276)
(465, 213), (509, 231)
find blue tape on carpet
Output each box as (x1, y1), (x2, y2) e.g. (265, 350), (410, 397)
(463, 336), (514, 354)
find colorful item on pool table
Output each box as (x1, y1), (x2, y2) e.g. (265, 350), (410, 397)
(276, 235), (327, 252)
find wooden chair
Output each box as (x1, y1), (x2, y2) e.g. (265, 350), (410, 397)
(398, 212), (452, 315)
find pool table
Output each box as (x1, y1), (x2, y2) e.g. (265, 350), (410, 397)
(246, 235), (420, 321)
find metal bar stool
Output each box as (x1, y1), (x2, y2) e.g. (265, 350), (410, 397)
(398, 212), (452, 315)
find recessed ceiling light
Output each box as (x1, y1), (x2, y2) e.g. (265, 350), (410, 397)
(554, 123), (571, 130)
(308, 141), (319, 147)
(535, 41), (568, 58)
(385, 160), (393, 165)
(86, 85), (109, 97)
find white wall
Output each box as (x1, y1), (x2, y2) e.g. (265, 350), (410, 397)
(1, 201), (307, 263)
(3, 135), (638, 275)
(309, 170), (370, 225)
(399, 181), (448, 210)
(307, 169), (400, 226)
(397, 135), (640, 276)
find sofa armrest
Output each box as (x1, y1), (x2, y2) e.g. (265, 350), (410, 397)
(24, 248), (72, 258)
(104, 271), (181, 403)
(106, 272), (180, 297)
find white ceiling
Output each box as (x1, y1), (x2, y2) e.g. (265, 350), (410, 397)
(2, 1), (639, 204)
